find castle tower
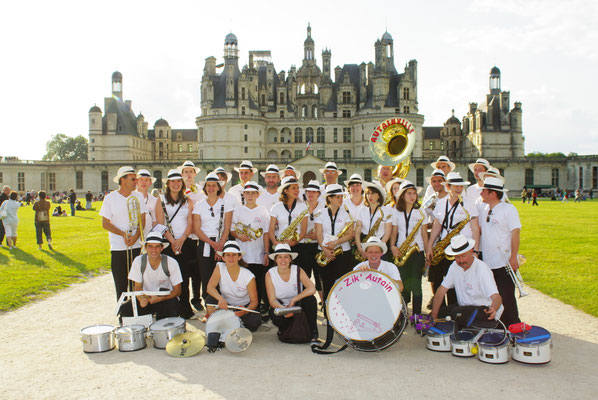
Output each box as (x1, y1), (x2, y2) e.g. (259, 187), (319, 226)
(303, 23), (315, 64)
(490, 66), (501, 93)
(322, 48), (331, 79)
(88, 105), (102, 134)
(111, 71), (122, 99)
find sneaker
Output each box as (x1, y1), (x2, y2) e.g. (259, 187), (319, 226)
(311, 334), (320, 345)
(190, 298), (204, 312)
(426, 298), (433, 311)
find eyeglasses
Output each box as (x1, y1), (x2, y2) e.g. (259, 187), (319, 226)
(209, 206), (214, 217)
(486, 209), (493, 223)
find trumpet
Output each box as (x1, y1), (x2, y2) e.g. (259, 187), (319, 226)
(234, 222), (263, 240)
(500, 248), (529, 298)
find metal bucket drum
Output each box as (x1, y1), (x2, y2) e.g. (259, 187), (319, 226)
(150, 317), (186, 349)
(450, 330), (477, 357)
(80, 324), (116, 353)
(478, 331), (510, 364)
(116, 324), (147, 352)
(511, 326), (552, 364)
(326, 270), (407, 352)
(205, 309), (241, 343)
(426, 321), (454, 352)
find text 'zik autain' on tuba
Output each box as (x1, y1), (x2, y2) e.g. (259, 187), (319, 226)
(370, 117), (416, 180)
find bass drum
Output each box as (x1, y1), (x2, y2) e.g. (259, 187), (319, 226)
(326, 270), (407, 352)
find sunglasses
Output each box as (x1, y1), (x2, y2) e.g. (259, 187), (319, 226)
(209, 206), (214, 217)
(486, 209), (493, 223)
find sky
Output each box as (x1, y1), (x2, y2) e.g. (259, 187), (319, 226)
(1, 0), (597, 160)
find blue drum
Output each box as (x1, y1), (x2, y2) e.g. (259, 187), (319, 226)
(511, 326), (552, 364)
(478, 331), (509, 364)
(426, 321), (454, 352)
(450, 330), (477, 357)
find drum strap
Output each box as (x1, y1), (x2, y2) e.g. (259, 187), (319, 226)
(310, 321), (347, 355)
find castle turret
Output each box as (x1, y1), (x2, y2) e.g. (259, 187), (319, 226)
(111, 71), (122, 99)
(490, 66), (501, 93)
(322, 48), (331, 80)
(303, 24), (315, 64)
(88, 105), (102, 135)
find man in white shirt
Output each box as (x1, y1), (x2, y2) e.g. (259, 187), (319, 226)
(479, 176), (522, 326)
(229, 160), (258, 206)
(354, 237), (403, 292)
(100, 166), (148, 300)
(119, 232), (183, 320)
(258, 164), (281, 211)
(424, 156), (456, 199)
(319, 161), (342, 191)
(466, 158), (491, 201)
(431, 235), (503, 332)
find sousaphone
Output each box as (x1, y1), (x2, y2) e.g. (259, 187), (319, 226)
(369, 118), (416, 179)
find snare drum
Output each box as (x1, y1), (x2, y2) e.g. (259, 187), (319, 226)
(326, 270), (407, 352)
(206, 309), (242, 343)
(426, 321), (454, 352)
(80, 324), (116, 353)
(116, 325), (147, 352)
(511, 326), (552, 364)
(150, 317), (186, 349)
(478, 332), (509, 364)
(450, 330), (477, 357)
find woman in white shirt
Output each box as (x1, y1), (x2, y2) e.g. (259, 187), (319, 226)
(390, 180), (426, 315)
(269, 176), (308, 251)
(354, 182), (393, 262)
(206, 240), (261, 331)
(231, 182), (270, 316)
(265, 244), (318, 342)
(193, 172), (233, 306)
(154, 169), (195, 319)
(135, 169), (158, 239)
(315, 184), (354, 301)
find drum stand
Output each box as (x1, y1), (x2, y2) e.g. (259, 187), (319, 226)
(115, 291), (169, 327)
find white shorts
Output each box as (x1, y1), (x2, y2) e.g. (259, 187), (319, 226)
(4, 221), (18, 236)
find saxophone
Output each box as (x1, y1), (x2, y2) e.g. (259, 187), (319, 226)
(354, 208), (385, 262)
(430, 197), (470, 266)
(393, 209), (424, 267)
(316, 221), (353, 267)
(277, 208), (309, 242)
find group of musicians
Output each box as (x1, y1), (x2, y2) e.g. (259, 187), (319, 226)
(100, 154), (522, 343)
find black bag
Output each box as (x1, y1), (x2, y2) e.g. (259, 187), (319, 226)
(277, 267), (311, 343)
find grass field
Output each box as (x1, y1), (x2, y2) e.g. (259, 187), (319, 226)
(1, 198), (597, 316)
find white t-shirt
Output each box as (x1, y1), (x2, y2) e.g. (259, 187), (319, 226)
(268, 264), (301, 306)
(159, 195), (192, 239)
(433, 196), (478, 240)
(343, 197), (365, 220)
(441, 258), (502, 318)
(257, 190), (280, 213)
(135, 191), (157, 239)
(99, 190), (148, 251)
(270, 201), (308, 239)
(353, 260), (402, 282)
(479, 202), (522, 269)
(315, 206), (352, 251)
(424, 184), (435, 200)
(232, 205), (270, 264)
(229, 183), (262, 208)
(128, 254), (183, 292)
(466, 183), (483, 202)
(192, 197), (233, 238)
(186, 186), (207, 204)
(301, 203), (325, 244)
(218, 263), (255, 306)
(392, 207), (425, 250)
(357, 205), (393, 238)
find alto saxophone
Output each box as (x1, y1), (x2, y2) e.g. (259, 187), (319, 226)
(393, 209), (424, 267)
(316, 221), (353, 267)
(277, 208), (309, 242)
(430, 197), (470, 266)
(354, 208), (385, 262)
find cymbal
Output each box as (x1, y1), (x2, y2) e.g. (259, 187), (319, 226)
(165, 332), (205, 358)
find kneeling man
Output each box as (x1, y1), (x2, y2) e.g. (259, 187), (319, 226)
(354, 237), (403, 292)
(431, 235), (502, 328)
(120, 232), (183, 320)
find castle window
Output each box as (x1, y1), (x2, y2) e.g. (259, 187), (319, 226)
(451, 128), (457, 136)
(416, 168), (424, 187)
(317, 150), (325, 159)
(364, 169), (372, 181)
(333, 150), (338, 159)
(343, 127), (352, 143)
(241, 87), (246, 100)
(525, 169), (534, 186)
(579, 167), (584, 188)
(403, 87), (409, 100)
(159, 142), (163, 148)
(280, 110), (284, 118)
(440, 141), (444, 150)
(244, 134), (248, 141)
(317, 127), (325, 143)
(91, 138), (95, 143)
(342, 91), (351, 104)
(199, 128), (204, 142)
(17, 172), (25, 191)
(244, 146), (248, 153)
(312, 105), (318, 118)
(306, 150), (314, 156)
(343, 150), (351, 159)
(342, 109), (351, 118)
(403, 106), (410, 114)
(306, 128), (314, 143)
(429, 141), (434, 150)
(159, 130), (163, 138)
(302, 105), (308, 118)
(241, 107), (246, 115)
(280, 92), (284, 104)
(294, 128), (303, 143)
(333, 112), (337, 118)
(187, 144), (193, 152)
(76, 171), (83, 190)
(178, 144), (183, 152)
(593, 166), (597, 189)
(261, 94), (266, 105)
(48, 172), (56, 191)
(295, 150), (303, 159)
(244, 125), (248, 129)
(333, 128), (338, 143)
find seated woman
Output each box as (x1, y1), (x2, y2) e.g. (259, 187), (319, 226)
(265, 244), (319, 343)
(205, 240), (262, 332)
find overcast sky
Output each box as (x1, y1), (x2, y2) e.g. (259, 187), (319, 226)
(1, 0), (596, 160)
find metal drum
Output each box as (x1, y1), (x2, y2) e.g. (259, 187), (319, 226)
(116, 324), (147, 352)
(512, 326), (552, 364)
(150, 317), (186, 349)
(326, 270), (407, 352)
(450, 330), (477, 357)
(80, 324), (116, 353)
(478, 331), (510, 364)
(426, 321), (454, 352)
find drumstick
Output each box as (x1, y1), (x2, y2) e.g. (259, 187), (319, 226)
(206, 304), (261, 314)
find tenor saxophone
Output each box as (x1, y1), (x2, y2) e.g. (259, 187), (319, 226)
(354, 208), (385, 262)
(316, 221), (353, 267)
(277, 208), (309, 242)
(393, 209), (424, 267)
(430, 198), (470, 266)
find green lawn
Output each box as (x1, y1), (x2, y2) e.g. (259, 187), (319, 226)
(1, 198), (597, 317)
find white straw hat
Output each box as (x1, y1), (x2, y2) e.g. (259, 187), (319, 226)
(113, 166), (136, 184)
(444, 234), (475, 256)
(177, 160), (201, 174)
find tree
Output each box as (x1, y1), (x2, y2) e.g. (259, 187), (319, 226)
(43, 134), (88, 161)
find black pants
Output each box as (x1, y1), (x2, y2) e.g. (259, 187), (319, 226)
(189, 240), (201, 301)
(428, 256), (457, 306)
(532, 198), (539, 206)
(163, 238), (196, 319)
(319, 251), (352, 303)
(119, 296), (181, 320)
(197, 238), (218, 302)
(247, 263), (267, 309)
(111, 248), (141, 301)
(35, 221), (51, 244)
(269, 295), (318, 336)
(0, 220), (5, 245)
(492, 267), (520, 327)
(205, 295), (262, 332)
(401, 251), (424, 315)
(294, 242), (322, 291)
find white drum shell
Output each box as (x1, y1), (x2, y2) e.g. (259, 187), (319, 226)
(116, 325), (147, 352)
(450, 332), (476, 357)
(206, 310), (241, 343)
(150, 317), (186, 349)
(478, 341), (509, 364)
(512, 340), (552, 364)
(80, 325), (116, 353)
(426, 332), (451, 352)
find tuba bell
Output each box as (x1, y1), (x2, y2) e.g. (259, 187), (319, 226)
(370, 117), (416, 179)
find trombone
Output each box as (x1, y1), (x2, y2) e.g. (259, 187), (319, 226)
(499, 248), (529, 298)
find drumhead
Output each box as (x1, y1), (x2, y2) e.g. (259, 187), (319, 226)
(512, 326), (551, 344)
(116, 324), (145, 335)
(150, 317), (185, 331)
(326, 270), (402, 342)
(81, 325), (114, 335)
(479, 332), (508, 346)
(206, 310), (241, 337)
